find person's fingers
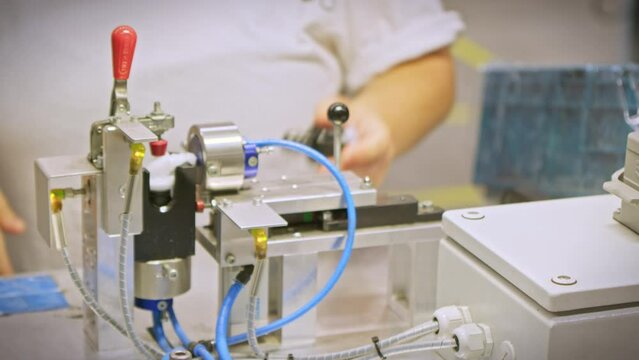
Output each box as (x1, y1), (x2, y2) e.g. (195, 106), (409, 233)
(341, 119), (392, 170)
(0, 232), (14, 276)
(0, 192), (25, 234)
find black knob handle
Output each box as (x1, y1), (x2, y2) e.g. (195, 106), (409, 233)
(327, 102), (349, 125)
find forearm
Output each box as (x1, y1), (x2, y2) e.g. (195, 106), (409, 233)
(350, 47), (455, 156)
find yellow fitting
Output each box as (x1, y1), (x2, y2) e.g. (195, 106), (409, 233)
(129, 143), (146, 175)
(251, 228), (268, 260)
(50, 189), (65, 214)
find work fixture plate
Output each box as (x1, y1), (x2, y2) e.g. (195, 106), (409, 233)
(443, 195), (639, 312)
(222, 172), (377, 215)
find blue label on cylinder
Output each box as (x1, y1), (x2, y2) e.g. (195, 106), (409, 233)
(244, 143), (259, 179)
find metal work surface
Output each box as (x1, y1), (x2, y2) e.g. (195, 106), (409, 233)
(222, 172), (377, 215)
(217, 200), (288, 230)
(443, 194), (639, 312)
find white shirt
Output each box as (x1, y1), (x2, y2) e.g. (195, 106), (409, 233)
(0, 0), (462, 271)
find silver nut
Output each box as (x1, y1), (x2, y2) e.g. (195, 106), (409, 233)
(225, 253), (236, 264)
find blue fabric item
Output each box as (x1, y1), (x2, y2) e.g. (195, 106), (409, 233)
(0, 274), (68, 315)
(474, 64), (639, 198)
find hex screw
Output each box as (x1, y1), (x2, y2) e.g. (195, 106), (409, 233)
(360, 176), (372, 189)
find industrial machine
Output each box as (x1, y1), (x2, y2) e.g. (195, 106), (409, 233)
(33, 26), (638, 360)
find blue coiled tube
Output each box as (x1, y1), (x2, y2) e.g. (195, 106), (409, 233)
(218, 139), (357, 350)
(216, 281), (245, 360)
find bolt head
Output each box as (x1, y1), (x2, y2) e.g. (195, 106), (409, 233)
(157, 301), (168, 311)
(168, 269), (178, 280)
(360, 176), (372, 189)
(225, 253), (236, 264)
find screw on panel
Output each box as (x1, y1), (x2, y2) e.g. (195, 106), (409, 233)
(225, 253), (236, 265)
(462, 211), (485, 220)
(293, 232), (302, 238)
(222, 198), (232, 207)
(497, 341), (516, 360)
(360, 176), (372, 189)
(157, 301), (168, 311)
(253, 197), (263, 206)
(551, 275), (577, 286)
(418, 200), (435, 215)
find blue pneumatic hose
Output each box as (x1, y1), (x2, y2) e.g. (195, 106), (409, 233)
(219, 139), (357, 350)
(152, 310), (172, 353)
(162, 305), (214, 360)
(215, 281), (245, 360)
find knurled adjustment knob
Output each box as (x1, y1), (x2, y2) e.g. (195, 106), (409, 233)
(327, 102), (349, 125)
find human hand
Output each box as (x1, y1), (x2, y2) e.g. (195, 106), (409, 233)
(0, 191), (25, 275)
(314, 97), (395, 186)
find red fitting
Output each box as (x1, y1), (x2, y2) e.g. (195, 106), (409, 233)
(195, 199), (205, 213)
(150, 139), (168, 156)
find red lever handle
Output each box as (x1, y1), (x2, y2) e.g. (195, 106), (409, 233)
(111, 25), (137, 80)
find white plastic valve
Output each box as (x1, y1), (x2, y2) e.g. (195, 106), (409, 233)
(453, 323), (493, 360)
(433, 305), (473, 336)
(146, 152), (197, 191)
